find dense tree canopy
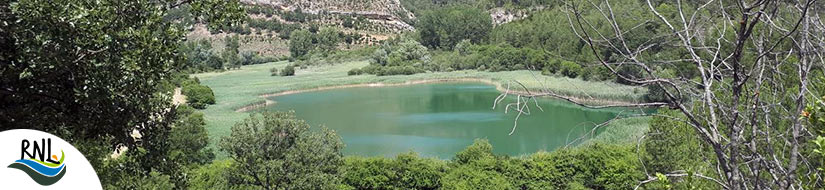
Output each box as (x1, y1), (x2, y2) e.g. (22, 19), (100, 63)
(0, 0), (243, 150)
(354, 35), (429, 76)
(340, 138), (647, 190)
(220, 111), (344, 189)
(289, 29), (314, 58)
(417, 6), (492, 50)
(317, 27), (341, 53)
(179, 39), (224, 72)
(0, 0), (244, 188)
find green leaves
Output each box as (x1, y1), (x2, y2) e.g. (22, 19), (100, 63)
(190, 0), (247, 33)
(342, 152), (450, 190)
(417, 6), (492, 50)
(359, 35), (429, 76)
(808, 96), (825, 134)
(289, 29), (314, 59)
(222, 35), (241, 70)
(454, 139), (495, 165)
(280, 65), (295, 76)
(813, 137), (825, 156)
(440, 164), (516, 190)
(2, 0), (239, 189)
(220, 112), (344, 190)
(182, 82), (215, 109)
(808, 94), (825, 173)
(317, 27), (341, 53)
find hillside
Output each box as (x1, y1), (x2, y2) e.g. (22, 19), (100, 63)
(184, 0), (420, 58)
(243, 0), (415, 18)
(181, 0), (555, 58)
(242, 0), (415, 32)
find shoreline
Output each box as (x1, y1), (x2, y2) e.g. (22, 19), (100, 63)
(234, 78), (641, 112)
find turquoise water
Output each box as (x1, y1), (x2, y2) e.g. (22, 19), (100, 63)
(263, 82), (629, 158)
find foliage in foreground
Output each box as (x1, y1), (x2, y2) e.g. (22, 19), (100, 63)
(80, 107), (676, 190)
(343, 139), (645, 190)
(193, 110), (658, 190)
(0, 0), (244, 187)
(219, 111), (344, 190)
(194, 139), (650, 190)
(641, 111), (717, 189)
(806, 82), (825, 188)
(100, 105), (215, 189)
(96, 104), (714, 190)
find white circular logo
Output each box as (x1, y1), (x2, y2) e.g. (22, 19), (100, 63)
(0, 129), (102, 189)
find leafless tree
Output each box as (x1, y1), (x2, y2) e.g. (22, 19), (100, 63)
(496, 0), (825, 189)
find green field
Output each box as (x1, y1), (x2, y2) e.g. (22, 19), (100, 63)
(194, 61), (648, 156)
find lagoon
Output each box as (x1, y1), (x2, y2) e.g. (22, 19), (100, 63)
(262, 82), (629, 158)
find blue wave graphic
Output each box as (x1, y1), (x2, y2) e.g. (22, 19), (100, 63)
(13, 159), (65, 177)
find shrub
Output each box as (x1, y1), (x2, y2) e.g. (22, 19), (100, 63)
(359, 36), (432, 76)
(541, 67), (554, 76)
(371, 48), (389, 65)
(341, 152), (446, 190)
(281, 8), (310, 22)
(182, 83), (215, 109)
(343, 138), (649, 190)
(270, 67), (278, 76)
(372, 66), (423, 76)
(240, 52), (278, 65)
(280, 65), (295, 76)
(516, 151), (581, 189)
(560, 61), (582, 78)
(341, 157), (396, 189)
(347, 68), (361, 76)
(189, 160), (248, 190)
(220, 111), (343, 189)
(454, 139), (495, 164)
(393, 152), (446, 189)
(360, 65), (381, 75)
(440, 165), (516, 190)
(342, 16), (355, 28)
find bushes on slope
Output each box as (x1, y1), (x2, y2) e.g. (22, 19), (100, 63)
(417, 6), (493, 50)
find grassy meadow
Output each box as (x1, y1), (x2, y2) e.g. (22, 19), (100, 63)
(194, 61), (649, 157)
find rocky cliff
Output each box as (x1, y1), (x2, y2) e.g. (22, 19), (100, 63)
(241, 0), (415, 32)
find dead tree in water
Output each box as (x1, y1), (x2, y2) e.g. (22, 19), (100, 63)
(496, 0), (825, 189)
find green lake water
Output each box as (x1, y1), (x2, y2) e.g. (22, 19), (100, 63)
(262, 82), (629, 158)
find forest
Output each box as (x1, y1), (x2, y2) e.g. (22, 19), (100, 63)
(1, 0), (824, 189)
